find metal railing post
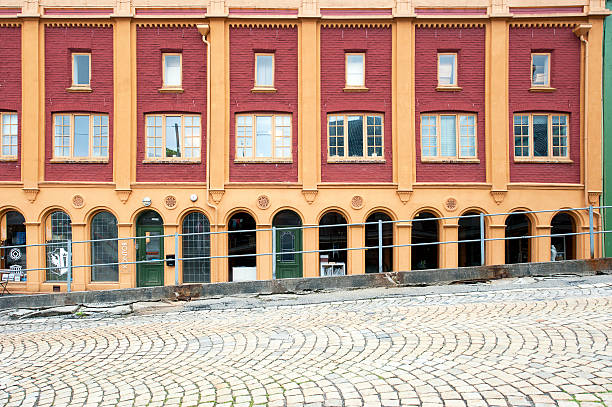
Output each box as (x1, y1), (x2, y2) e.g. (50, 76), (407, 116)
(378, 220), (383, 273)
(67, 240), (72, 293)
(479, 212), (485, 266)
(589, 205), (595, 259)
(272, 226), (277, 279)
(174, 233), (179, 286)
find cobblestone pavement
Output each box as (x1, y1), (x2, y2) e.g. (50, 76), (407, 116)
(0, 276), (611, 407)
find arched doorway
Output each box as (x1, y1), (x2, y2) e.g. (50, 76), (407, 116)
(45, 211), (72, 282)
(411, 211), (438, 270)
(1, 211), (26, 281)
(505, 213), (531, 264)
(319, 212), (348, 276)
(551, 212), (576, 260)
(365, 212), (393, 273)
(136, 210), (164, 287)
(459, 211), (482, 267)
(182, 212), (211, 283)
(91, 211), (118, 282)
(273, 210), (302, 279)
(228, 212), (256, 281)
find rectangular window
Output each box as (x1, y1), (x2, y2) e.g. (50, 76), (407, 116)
(513, 113), (569, 159)
(255, 54), (274, 88)
(1, 113), (18, 158)
(531, 53), (550, 87)
(72, 53), (91, 87)
(345, 53), (365, 88)
(420, 113), (477, 159)
(145, 114), (201, 160)
(53, 113), (109, 159)
(327, 113), (383, 160)
(438, 53), (457, 87)
(235, 113), (292, 161)
(163, 53), (182, 88)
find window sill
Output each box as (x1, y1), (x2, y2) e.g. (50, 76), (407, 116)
(327, 158), (385, 164)
(514, 158), (573, 164)
(66, 86), (92, 93)
(158, 87), (184, 93)
(50, 158), (108, 163)
(234, 159), (293, 164)
(421, 158), (480, 163)
(0, 157), (18, 162)
(529, 86), (556, 92)
(343, 87), (369, 93)
(142, 159), (201, 164)
(251, 87), (277, 93)
(436, 86), (463, 92)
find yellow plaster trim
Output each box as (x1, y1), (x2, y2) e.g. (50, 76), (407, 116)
(0, 23), (21, 27)
(135, 22), (197, 28)
(229, 22), (297, 28)
(321, 22), (391, 28)
(415, 22), (485, 28)
(44, 22), (113, 27)
(509, 22), (579, 28)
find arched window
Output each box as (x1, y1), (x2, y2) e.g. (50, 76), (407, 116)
(91, 211), (118, 281)
(182, 212), (211, 283)
(45, 211), (72, 282)
(459, 211), (482, 267)
(319, 212), (348, 276)
(365, 212), (393, 273)
(551, 212), (576, 260)
(505, 213), (531, 264)
(228, 212), (256, 282)
(411, 211), (438, 270)
(1, 211), (26, 281)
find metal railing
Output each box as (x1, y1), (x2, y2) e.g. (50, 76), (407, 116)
(0, 205), (608, 292)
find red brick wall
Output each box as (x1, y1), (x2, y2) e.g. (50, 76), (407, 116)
(229, 27), (298, 183)
(0, 26), (21, 181)
(509, 27), (580, 184)
(320, 27), (392, 183)
(415, 27), (486, 183)
(45, 26), (113, 182)
(136, 26), (206, 182)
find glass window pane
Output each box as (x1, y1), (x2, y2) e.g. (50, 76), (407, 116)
(164, 55), (181, 87)
(347, 116), (363, 157)
(532, 54), (549, 86)
(438, 54), (456, 85)
(182, 212), (211, 283)
(255, 116), (272, 157)
(166, 116), (182, 157)
(533, 115), (548, 157)
(74, 116), (90, 157)
(91, 212), (118, 282)
(346, 54), (364, 87)
(256, 55), (274, 87)
(74, 54), (90, 86)
(440, 115), (457, 157)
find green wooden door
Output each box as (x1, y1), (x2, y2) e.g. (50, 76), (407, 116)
(275, 227), (302, 279)
(136, 225), (164, 287)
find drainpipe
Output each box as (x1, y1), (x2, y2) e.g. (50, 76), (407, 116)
(574, 25), (592, 207)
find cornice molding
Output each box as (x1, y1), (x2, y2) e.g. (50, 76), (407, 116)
(509, 22), (577, 28)
(321, 22), (391, 28)
(44, 22), (112, 27)
(0, 22), (21, 26)
(415, 22), (485, 28)
(228, 22), (297, 28)
(136, 22), (197, 27)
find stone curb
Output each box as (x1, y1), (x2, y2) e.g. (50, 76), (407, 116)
(1, 258), (610, 310)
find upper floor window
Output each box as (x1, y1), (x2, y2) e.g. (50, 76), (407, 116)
(328, 113), (383, 160)
(255, 53), (274, 88)
(72, 53), (91, 88)
(345, 53), (365, 88)
(53, 113), (109, 160)
(163, 53), (182, 89)
(438, 53), (457, 87)
(420, 113), (476, 160)
(513, 113), (568, 159)
(531, 53), (550, 87)
(235, 113), (291, 161)
(145, 114), (201, 160)
(1, 113), (18, 158)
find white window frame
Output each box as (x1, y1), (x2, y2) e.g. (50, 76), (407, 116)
(71, 52), (91, 89)
(52, 113), (109, 161)
(327, 113), (384, 162)
(0, 112), (18, 159)
(234, 113), (292, 162)
(531, 53), (551, 88)
(513, 113), (570, 161)
(254, 53), (275, 89)
(345, 53), (366, 89)
(144, 114), (202, 161)
(162, 53), (183, 89)
(419, 113), (478, 161)
(437, 53), (458, 88)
